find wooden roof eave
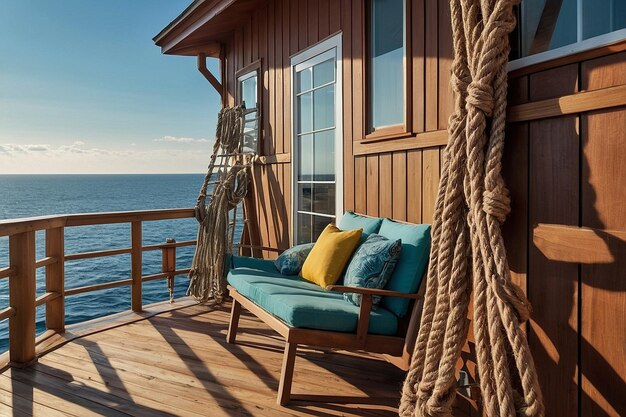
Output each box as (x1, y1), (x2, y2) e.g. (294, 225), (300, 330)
(154, 0), (262, 57)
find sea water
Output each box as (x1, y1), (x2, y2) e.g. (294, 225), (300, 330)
(0, 174), (243, 352)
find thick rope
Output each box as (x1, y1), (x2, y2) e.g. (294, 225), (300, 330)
(399, 0), (544, 416)
(188, 106), (251, 303)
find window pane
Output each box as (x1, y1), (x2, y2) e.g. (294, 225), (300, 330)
(313, 130), (335, 181)
(313, 85), (335, 130)
(312, 215), (333, 241)
(369, 0), (405, 129)
(583, 0), (626, 40)
(298, 183), (312, 212)
(298, 134), (313, 181)
(313, 58), (334, 87)
(297, 213), (312, 244)
(241, 76), (257, 109)
(520, 0), (577, 56)
(297, 67), (312, 93)
(297, 92), (313, 134)
(313, 184), (336, 215)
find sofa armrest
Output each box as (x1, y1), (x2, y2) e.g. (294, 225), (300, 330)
(325, 285), (421, 300)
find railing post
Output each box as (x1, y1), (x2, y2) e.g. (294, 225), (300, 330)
(131, 221), (142, 312)
(9, 231), (36, 366)
(162, 238), (176, 303)
(45, 227), (65, 332)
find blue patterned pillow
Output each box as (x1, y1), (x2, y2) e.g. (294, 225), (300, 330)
(274, 243), (315, 275)
(342, 234), (402, 306)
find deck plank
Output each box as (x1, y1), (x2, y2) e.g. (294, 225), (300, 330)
(1, 302), (404, 416)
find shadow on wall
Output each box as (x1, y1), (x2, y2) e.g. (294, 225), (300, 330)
(503, 66), (626, 417)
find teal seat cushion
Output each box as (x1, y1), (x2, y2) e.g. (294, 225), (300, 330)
(377, 219), (431, 317)
(338, 211), (383, 239)
(227, 266), (398, 335)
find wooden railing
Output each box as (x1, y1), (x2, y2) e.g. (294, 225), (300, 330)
(0, 208), (197, 367)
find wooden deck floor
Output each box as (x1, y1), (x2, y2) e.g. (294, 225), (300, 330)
(0, 302), (405, 416)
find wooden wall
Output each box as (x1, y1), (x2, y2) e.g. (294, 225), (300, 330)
(224, 0), (452, 258)
(503, 51), (626, 417)
(221, 0), (626, 415)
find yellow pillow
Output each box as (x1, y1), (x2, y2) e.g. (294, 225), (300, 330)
(300, 224), (362, 287)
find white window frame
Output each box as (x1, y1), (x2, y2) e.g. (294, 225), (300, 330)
(290, 33), (344, 245)
(236, 68), (260, 154)
(509, 1), (626, 72)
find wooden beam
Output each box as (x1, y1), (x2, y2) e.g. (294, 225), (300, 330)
(509, 84), (626, 123)
(45, 227), (65, 332)
(533, 223), (626, 264)
(197, 53), (223, 97)
(9, 231), (36, 366)
(353, 130), (448, 156)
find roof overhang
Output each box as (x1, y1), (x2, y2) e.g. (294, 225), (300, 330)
(153, 0), (261, 57)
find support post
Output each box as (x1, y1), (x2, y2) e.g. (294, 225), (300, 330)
(277, 342), (297, 406)
(131, 221), (142, 312)
(197, 53), (224, 100)
(9, 231), (36, 366)
(226, 299), (241, 344)
(45, 227), (65, 332)
(161, 238), (176, 302)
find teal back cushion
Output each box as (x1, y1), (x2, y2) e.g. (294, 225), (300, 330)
(338, 211), (383, 239)
(378, 219), (431, 317)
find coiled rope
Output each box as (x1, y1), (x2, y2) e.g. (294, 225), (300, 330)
(188, 106), (251, 303)
(399, 0), (544, 416)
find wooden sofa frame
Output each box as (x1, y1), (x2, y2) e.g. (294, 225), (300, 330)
(227, 279), (426, 405)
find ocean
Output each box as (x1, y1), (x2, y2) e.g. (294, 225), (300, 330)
(0, 174), (242, 352)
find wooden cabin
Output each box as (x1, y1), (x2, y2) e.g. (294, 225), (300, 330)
(0, 0), (624, 416)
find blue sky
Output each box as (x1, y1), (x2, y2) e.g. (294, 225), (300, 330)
(0, 0), (221, 173)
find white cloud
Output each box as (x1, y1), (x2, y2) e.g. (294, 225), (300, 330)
(153, 135), (211, 144)
(0, 141), (211, 174)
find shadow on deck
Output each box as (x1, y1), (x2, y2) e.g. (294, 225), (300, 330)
(0, 301), (405, 416)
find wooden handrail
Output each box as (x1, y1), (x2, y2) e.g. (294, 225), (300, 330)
(142, 269), (191, 283)
(35, 256), (57, 269)
(0, 267), (14, 280)
(0, 208), (195, 237)
(0, 207), (200, 366)
(65, 247), (132, 261)
(0, 307), (16, 322)
(142, 240), (197, 251)
(64, 240), (197, 262)
(35, 292), (61, 307)
(65, 278), (134, 296)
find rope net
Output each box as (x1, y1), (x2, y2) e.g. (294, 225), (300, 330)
(399, 0), (544, 416)
(188, 106), (251, 303)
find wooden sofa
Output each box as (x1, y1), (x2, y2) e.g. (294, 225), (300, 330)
(226, 213), (430, 405)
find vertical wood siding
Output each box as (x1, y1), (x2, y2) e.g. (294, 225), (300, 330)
(222, 1), (626, 415)
(228, 0), (450, 256)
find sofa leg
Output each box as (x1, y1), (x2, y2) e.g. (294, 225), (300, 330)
(226, 299), (241, 344)
(277, 342), (297, 406)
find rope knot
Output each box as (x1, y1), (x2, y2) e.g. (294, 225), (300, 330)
(483, 183), (510, 223)
(467, 80), (495, 115)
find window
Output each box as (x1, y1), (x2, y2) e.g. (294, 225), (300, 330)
(236, 63), (260, 154)
(367, 0), (407, 136)
(291, 35), (343, 244)
(511, 0), (626, 68)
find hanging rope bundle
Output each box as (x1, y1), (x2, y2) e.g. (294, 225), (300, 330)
(188, 106), (251, 303)
(400, 0), (544, 416)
